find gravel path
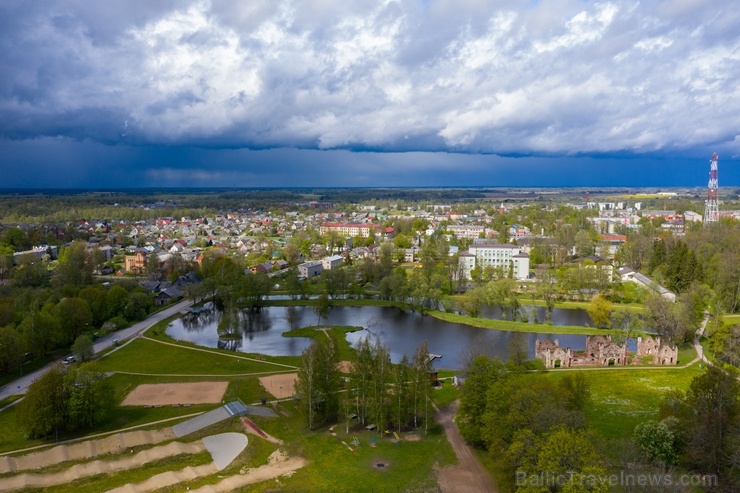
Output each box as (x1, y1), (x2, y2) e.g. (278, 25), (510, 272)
(435, 400), (497, 493)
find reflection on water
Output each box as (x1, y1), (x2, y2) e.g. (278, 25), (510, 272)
(166, 304), (623, 369)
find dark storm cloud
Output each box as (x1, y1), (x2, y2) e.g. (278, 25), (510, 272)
(0, 0), (739, 187)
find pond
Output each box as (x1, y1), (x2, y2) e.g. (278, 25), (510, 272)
(166, 304), (618, 369)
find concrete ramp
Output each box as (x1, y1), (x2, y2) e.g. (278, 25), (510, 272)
(172, 407), (230, 438)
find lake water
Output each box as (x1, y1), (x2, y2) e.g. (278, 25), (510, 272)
(166, 304), (614, 369)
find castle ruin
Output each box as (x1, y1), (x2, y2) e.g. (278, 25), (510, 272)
(536, 335), (678, 368)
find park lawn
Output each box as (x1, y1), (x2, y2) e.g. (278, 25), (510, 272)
(283, 325), (363, 361)
(0, 405), (46, 454)
(545, 362), (705, 439)
(677, 343), (697, 365)
(723, 314), (740, 325)
(91, 337), (298, 375)
(431, 310), (621, 336)
(249, 400), (457, 493)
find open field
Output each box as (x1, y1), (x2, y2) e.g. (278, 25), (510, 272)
(122, 382), (229, 406)
(545, 361), (705, 438)
(91, 337), (298, 375)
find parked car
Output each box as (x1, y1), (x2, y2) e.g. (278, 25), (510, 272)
(63, 355), (76, 365)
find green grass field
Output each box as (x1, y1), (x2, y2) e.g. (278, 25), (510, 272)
(91, 337), (298, 375)
(545, 362), (705, 438)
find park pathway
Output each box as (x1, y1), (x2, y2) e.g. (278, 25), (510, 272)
(435, 400), (497, 493)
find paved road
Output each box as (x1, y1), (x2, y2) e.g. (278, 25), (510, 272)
(435, 400), (497, 493)
(0, 299), (193, 401)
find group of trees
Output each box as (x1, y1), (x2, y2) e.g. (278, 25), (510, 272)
(627, 366), (740, 491)
(295, 335), (434, 434)
(16, 364), (115, 439)
(458, 356), (605, 492)
(0, 241), (157, 375)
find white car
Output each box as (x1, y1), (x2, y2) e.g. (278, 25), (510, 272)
(63, 356), (76, 365)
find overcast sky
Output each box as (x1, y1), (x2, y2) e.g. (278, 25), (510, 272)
(1, 0), (738, 188)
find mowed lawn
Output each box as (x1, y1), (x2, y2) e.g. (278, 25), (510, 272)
(91, 337), (298, 375)
(545, 362), (705, 438)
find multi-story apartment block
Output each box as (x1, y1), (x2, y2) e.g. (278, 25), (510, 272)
(322, 255), (344, 270)
(298, 260), (323, 278)
(320, 222), (380, 238)
(458, 243), (530, 280)
(447, 224), (489, 240)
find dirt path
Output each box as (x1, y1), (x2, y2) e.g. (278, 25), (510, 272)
(435, 400), (496, 493)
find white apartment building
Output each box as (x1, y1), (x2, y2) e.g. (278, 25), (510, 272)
(320, 222), (380, 238)
(448, 224), (489, 240)
(459, 243), (530, 280)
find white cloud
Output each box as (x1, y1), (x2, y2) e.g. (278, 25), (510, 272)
(1, 0), (739, 157)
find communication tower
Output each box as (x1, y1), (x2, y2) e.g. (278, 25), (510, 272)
(703, 153), (719, 224)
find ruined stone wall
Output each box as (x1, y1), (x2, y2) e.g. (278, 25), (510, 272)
(637, 336), (678, 365)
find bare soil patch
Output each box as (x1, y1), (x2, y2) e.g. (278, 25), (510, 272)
(258, 373), (297, 399)
(121, 381), (228, 406)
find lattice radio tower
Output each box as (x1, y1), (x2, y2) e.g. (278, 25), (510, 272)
(703, 152), (719, 224)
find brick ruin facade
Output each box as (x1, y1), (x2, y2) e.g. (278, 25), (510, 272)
(633, 336), (679, 365)
(536, 335), (678, 368)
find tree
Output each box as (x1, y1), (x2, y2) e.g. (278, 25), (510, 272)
(574, 229), (596, 258)
(458, 356), (506, 446)
(78, 285), (108, 327)
(295, 342), (321, 430)
(394, 353), (411, 432)
(313, 293), (330, 326)
(682, 366), (740, 474)
(586, 294), (612, 328)
(322, 268), (348, 300)
(411, 340), (432, 431)
(237, 272), (273, 312)
(633, 420), (678, 466)
(72, 334), (94, 362)
(106, 285), (129, 319)
(0, 326), (23, 375)
(18, 304), (59, 357)
(123, 292), (151, 321)
(54, 241), (94, 288)
(458, 286), (486, 318)
(66, 367), (115, 430)
(56, 297), (93, 345)
(507, 332), (529, 368)
(17, 364), (69, 438)
(713, 324), (740, 367)
(295, 338), (340, 430)
(529, 427), (608, 493)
